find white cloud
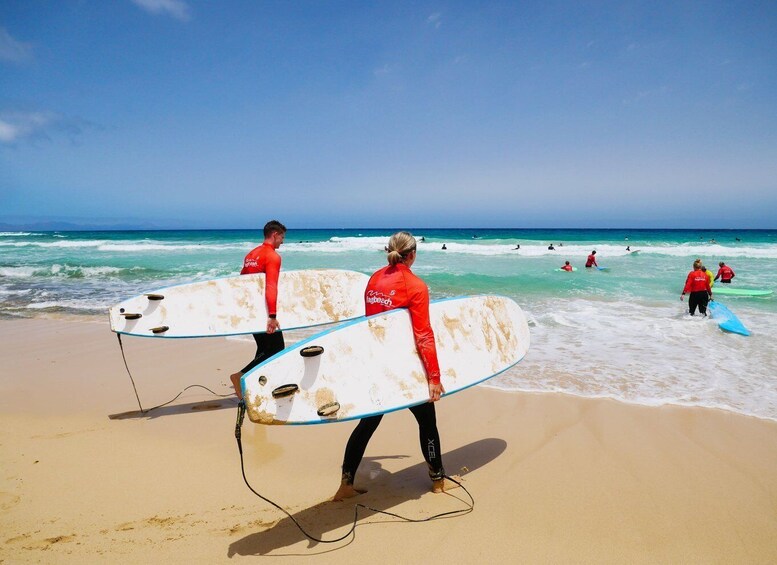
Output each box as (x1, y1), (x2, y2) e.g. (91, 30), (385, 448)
(373, 64), (392, 76)
(427, 12), (442, 29)
(0, 27), (33, 64)
(0, 119), (20, 142)
(131, 0), (191, 21)
(0, 111), (95, 145)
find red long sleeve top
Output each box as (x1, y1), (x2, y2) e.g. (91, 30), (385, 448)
(683, 270), (711, 294)
(240, 243), (281, 316)
(365, 263), (441, 384)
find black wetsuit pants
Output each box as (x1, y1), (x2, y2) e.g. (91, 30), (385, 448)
(240, 331), (285, 374)
(341, 402), (444, 484)
(688, 291), (710, 316)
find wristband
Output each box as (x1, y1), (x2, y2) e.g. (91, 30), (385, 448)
(268, 314), (277, 319)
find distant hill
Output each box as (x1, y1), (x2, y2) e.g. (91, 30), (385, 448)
(0, 219), (180, 231)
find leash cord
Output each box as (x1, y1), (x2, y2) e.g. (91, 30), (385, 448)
(116, 333), (233, 414)
(234, 401), (474, 544)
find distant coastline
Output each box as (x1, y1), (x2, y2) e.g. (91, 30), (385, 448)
(2, 221), (775, 233)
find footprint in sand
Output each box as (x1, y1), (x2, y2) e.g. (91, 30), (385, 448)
(21, 534), (77, 550)
(0, 491), (21, 511)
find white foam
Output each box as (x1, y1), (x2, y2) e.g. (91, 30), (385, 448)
(0, 239), (247, 252)
(0, 264), (130, 278)
(0, 288), (32, 295)
(96, 242), (245, 252)
(0, 266), (38, 278)
(279, 238), (777, 259)
(487, 298), (777, 421)
(26, 298), (109, 311)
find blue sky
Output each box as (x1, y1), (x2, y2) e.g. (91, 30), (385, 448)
(1, 1), (776, 229)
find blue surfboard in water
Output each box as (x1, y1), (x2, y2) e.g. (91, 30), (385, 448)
(709, 301), (750, 336)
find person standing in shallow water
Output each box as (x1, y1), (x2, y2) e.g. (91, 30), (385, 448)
(230, 220), (287, 400)
(333, 231), (448, 501)
(715, 262), (736, 284)
(681, 259), (712, 316)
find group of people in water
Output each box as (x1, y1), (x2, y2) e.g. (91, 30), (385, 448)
(560, 250), (599, 271)
(681, 259), (736, 316)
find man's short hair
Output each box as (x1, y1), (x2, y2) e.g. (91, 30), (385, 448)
(264, 220), (287, 238)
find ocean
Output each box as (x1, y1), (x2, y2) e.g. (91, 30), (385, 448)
(2, 228), (776, 421)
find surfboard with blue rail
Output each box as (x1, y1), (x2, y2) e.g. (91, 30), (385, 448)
(108, 269), (369, 338)
(241, 295), (530, 425)
(709, 301), (750, 336)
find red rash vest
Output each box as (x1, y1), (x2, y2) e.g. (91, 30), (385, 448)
(241, 243), (281, 316)
(365, 263), (441, 385)
(586, 254), (597, 267)
(716, 265), (735, 281)
(683, 270), (711, 294)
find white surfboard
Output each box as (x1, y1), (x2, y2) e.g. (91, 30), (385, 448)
(109, 269), (369, 338)
(242, 295), (530, 425)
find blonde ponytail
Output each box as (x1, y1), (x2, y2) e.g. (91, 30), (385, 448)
(386, 231), (417, 266)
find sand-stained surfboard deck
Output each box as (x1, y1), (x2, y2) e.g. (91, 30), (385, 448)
(109, 269), (369, 338)
(242, 295), (530, 425)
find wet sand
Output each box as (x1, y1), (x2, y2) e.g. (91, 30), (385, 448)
(2, 317), (777, 563)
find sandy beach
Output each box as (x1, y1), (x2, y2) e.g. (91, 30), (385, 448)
(2, 317), (777, 563)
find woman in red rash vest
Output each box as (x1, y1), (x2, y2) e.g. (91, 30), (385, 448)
(681, 259), (712, 316)
(333, 231), (448, 501)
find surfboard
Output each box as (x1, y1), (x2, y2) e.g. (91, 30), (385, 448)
(109, 269), (369, 338)
(595, 266), (610, 271)
(712, 287), (772, 297)
(241, 295), (530, 425)
(556, 267), (577, 272)
(709, 301), (750, 336)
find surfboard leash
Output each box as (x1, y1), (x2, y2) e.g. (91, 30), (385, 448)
(115, 333), (234, 415)
(234, 401), (474, 544)
(117, 333), (147, 413)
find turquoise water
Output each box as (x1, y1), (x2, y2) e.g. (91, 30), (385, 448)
(2, 228), (776, 420)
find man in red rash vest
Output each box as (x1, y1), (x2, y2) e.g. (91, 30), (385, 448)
(714, 262), (736, 284)
(334, 231), (449, 501)
(681, 259), (712, 316)
(230, 220), (287, 400)
(561, 261), (574, 271)
(585, 250), (598, 268)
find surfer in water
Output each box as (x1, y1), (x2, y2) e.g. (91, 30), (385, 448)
(681, 259), (712, 316)
(334, 231), (448, 501)
(230, 220), (287, 400)
(714, 262), (736, 284)
(585, 250), (598, 268)
(561, 261), (573, 271)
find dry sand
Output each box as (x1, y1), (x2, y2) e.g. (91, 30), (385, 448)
(2, 317), (777, 563)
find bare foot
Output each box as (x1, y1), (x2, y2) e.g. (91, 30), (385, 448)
(432, 475), (462, 494)
(230, 372), (244, 400)
(332, 483), (367, 502)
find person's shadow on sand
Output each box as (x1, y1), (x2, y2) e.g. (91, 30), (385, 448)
(108, 393), (239, 420)
(227, 437), (507, 557)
